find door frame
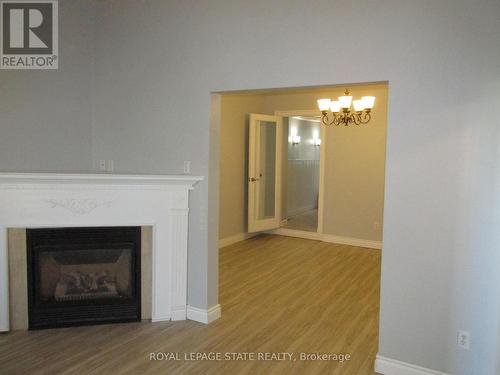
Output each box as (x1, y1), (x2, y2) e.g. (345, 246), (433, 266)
(274, 109), (325, 235)
(248, 114), (283, 233)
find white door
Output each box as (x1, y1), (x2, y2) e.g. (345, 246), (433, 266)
(248, 114), (282, 233)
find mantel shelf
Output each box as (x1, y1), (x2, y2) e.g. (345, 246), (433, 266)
(0, 173), (204, 187)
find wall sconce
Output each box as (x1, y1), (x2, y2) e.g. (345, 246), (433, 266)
(291, 135), (301, 145)
(289, 127), (301, 145)
(311, 130), (321, 147)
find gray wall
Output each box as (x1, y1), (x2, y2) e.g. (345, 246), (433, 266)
(0, 0), (95, 172)
(286, 118), (320, 217)
(0, 1), (499, 374)
(91, 2), (500, 373)
(287, 118), (320, 162)
(90, 1), (500, 373)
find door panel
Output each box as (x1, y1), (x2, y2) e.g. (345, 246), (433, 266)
(248, 114), (282, 233)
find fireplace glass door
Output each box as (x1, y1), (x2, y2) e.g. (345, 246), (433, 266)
(38, 247), (133, 303)
(27, 227), (141, 329)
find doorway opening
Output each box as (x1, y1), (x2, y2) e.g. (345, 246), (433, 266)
(216, 83), (387, 248)
(277, 111), (324, 236)
(212, 81), (388, 372)
(283, 115), (321, 232)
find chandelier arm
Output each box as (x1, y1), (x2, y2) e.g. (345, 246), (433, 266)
(342, 115), (347, 126)
(321, 114), (332, 126)
(329, 114), (338, 126)
(335, 115), (344, 126)
(330, 113), (340, 126)
(328, 114), (337, 126)
(359, 112), (371, 124)
(343, 113), (352, 126)
(330, 114), (339, 126)
(352, 113), (361, 125)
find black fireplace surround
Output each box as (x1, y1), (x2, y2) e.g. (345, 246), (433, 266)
(27, 227), (141, 330)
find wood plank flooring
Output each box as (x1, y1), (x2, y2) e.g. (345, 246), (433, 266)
(283, 209), (318, 232)
(0, 235), (381, 375)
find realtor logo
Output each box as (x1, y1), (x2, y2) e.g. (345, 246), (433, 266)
(1, 0), (58, 69)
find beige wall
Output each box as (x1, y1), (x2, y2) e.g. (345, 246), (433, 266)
(219, 83), (388, 242)
(219, 95), (267, 239)
(322, 85), (387, 240)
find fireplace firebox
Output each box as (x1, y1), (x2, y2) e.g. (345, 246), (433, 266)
(26, 227), (141, 330)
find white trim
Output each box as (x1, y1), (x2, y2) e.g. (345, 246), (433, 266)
(0, 172), (203, 186)
(170, 306), (187, 321)
(291, 116), (321, 123)
(275, 110), (322, 117)
(322, 234), (382, 250)
(271, 228), (322, 241)
(375, 355), (449, 375)
(187, 304), (222, 324)
(219, 232), (259, 248)
(317, 120), (326, 234)
(0, 228), (8, 332)
(151, 314), (171, 323)
(269, 228), (381, 249)
(247, 114), (283, 233)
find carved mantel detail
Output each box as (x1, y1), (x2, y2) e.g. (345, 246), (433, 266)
(46, 199), (112, 215)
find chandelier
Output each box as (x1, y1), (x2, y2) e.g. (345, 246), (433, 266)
(317, 89), (375, 126)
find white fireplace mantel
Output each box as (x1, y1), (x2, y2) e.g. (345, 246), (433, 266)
(0, 172), (203, 332)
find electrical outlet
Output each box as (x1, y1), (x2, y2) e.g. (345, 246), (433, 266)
(457, 330), (470, 350)
(99, 159), (106, 172)
(183, 161), (191, 174)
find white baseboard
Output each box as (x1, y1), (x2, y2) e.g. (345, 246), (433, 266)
(170, 306), (187, 321)
(272, 228), (322, 241)
(187, 304), (221, 324)
(269, 228), (381, 250)
(375, 355), (449, 375)
(151, 314), (171, 322)
(322, 234), (382, 250)
(219, 233), (258, 248)
(220, 229), (381, 250)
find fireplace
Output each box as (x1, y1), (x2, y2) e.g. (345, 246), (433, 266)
(26, 227), (141, 330)
(0, 173), (203, 332)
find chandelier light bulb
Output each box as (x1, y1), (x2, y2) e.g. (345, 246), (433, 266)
(330, 100), (341, 113)
(361, 96), (375, 109)
(317, 99), (331, 111)
(352, 99), (365, 112)
(338, 94), (353, 109)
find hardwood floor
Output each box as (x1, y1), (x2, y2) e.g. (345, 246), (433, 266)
(0, 235), (381, 375)
(283, 209), (318, 232)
